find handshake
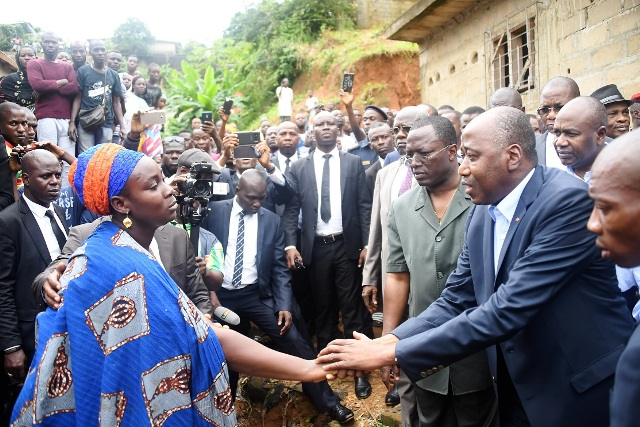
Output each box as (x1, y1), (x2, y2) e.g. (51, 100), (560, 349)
(315, 332), (401, 385)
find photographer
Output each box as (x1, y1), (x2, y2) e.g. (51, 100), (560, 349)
(125, 111), (236, 201)
(214, 132), (295, 214)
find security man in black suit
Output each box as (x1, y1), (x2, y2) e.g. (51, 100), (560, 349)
(283, 111), (374, 399)
(204, 170), (355, 424)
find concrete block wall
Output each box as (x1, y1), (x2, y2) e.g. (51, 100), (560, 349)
(410, 0), (640, 113)
(357, 0), (416, 29)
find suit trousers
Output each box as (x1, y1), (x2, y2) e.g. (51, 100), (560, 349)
(309, 237), (373, 351)
(216, 284), (339, 412)
(412, 384), (497, 427)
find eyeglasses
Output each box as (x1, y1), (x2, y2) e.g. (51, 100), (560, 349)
(393, 125), (412, 135)
(405, 144), (455, 165)
(164, 136), (185, 144)
(537, 105), (564, 116)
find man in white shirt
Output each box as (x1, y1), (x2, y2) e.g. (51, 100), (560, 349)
(0, 150), (68, 414)
(276, 78), (294, 122)
(534, 77), (581, 169)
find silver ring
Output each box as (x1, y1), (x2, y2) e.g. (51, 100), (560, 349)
(7, 373), (13, 377)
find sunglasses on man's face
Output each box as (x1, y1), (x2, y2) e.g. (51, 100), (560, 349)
(164, 136), (185, 144)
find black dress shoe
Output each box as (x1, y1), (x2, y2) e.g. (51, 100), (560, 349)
(385, 383), (400, 406)
(328, 403), (354, 424)
(355, 377), (372, 399)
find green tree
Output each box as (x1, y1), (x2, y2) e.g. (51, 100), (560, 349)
(112, 18), (155, 56)
(162, 60), (244, 134)
(0, 23), (39, 52)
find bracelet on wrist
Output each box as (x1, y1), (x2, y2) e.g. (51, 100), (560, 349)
(4, 345), (21, 354)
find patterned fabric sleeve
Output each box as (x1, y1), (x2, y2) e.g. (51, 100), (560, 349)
(206, 239), (224, 274)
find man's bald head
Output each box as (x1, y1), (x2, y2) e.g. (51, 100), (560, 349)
(236, 169), (268, 214)
(592, 131), (640, 193)
(563, 96), (607, 128)
(21, 150), (59, 175)
(238, 169), (266, 191)
(417, 104), (439, 116)
(542, 77), (581, 98)
(588, 131), (640, 267)
(489, 87), (524, 111)
(394, 106), (421, 124)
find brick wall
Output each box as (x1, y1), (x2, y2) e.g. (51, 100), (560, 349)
(399, 0), (640, 112)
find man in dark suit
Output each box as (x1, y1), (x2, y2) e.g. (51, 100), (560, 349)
(219, 135), (295, 214)
(587, 131), (640, 427)
(283, 111), (374, 398)
(318, 107), (634, 427)
(364, 122), (395, 196)
(203, 170), (355, 424)
(0, 150), (68, 418)
(269, 121), (315, 333)
(534, 76), (580, 167)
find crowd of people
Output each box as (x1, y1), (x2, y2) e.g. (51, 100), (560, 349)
(0, 30), (639, 427)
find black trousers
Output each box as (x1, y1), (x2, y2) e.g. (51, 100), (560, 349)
(309, 237), (373, 351)
(216, 284), (339, 412)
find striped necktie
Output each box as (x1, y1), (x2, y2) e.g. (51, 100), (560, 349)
(231, 211), (246, 288)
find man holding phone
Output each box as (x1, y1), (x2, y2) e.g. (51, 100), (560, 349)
(276, 78), (294, 123)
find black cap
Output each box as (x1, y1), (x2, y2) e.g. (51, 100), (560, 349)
(177, 148), (220, 173)
(364, 105), (388, 121)
(590, 84), (634, 107)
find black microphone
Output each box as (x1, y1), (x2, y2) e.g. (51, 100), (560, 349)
(213, 306), (240, 325)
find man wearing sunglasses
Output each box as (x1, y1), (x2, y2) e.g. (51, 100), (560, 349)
(161, 136), (186, 178)
(534, 77), (580, 169)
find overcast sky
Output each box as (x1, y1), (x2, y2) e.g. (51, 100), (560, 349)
(2, 0), (259, 45)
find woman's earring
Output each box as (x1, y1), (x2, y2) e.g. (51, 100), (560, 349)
(123, 213), (133, 228)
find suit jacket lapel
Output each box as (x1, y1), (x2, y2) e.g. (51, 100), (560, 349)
(416, 188), (440, 232)
(304, 154), (318, 203)
(53, 206), (70, 233)
(482, 209), (496, 298)
(256, 209), (264, 269)
(155, 225), (171, 266)
(339, 151), (347, 198)
(496, 166), (544, 275)
(19, 198), (52, 264)
(220, 201), (232, 255)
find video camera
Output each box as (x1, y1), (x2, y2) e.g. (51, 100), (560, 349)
(176, 161), (214, 226)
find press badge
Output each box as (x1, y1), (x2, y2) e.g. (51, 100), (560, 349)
(212, 182), (229, 195)
(362, 160), (371, 165)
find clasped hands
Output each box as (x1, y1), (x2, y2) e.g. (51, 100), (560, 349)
(315, 332), (399, 382)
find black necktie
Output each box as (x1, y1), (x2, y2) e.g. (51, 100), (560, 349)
(45, 210), (66, 250)
(284, 158), (291, 176)
(321, 153), (332, 222)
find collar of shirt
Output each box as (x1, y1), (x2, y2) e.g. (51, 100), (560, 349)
(277, 151), (297, 167)
(314, 147), (340, 160)
(231, 197), (255, 217)
(23, 195), (54, 220)
(566, 167), (591, 184)
(488, 168), (535, 224)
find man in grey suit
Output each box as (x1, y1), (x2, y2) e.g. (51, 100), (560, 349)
(33, 216), (213, 315)
(383, 116), (496, 426)
(361, 105), (421, 412)
(364, 122), (395, 196)
(283, 111), (374, 398)
(534, 77), (580, 167)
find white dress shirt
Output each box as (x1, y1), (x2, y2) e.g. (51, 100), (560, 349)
(23, 196), (68, 260)
(313, 148), (343, 236)
(488, 168), (535, 274)
(545, 132), (567, 171)
(390, 161), (417, 197)
(222, 198), (259, 290)
(277, 152), (298, 175)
